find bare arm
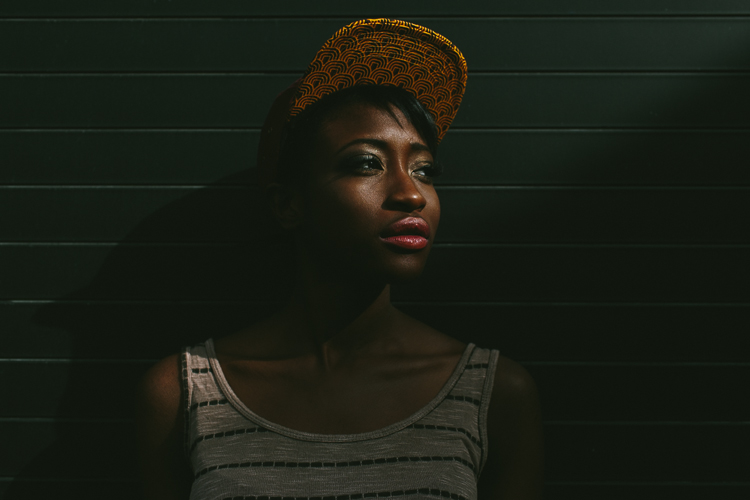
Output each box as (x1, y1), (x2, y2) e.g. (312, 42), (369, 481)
(134, 354), (193, 500)
(477, 356), (544, 500)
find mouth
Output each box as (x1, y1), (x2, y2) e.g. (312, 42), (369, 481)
(380, 217), (430, 251)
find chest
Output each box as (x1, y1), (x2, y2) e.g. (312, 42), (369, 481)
(184, 343), (489, 500)
(219, 356), (460, 434)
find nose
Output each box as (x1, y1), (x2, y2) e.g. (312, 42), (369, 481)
(383, 166), (427, 213)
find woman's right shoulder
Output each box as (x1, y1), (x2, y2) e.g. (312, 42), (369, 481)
(134, 353), (185, 432)
(135, 354), (194, 499)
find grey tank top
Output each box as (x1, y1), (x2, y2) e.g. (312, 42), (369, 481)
(181, 339), (499, 500)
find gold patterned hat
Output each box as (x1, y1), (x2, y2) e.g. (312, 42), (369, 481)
(257, 19), (467, 187)
(290, 18), (467, 141)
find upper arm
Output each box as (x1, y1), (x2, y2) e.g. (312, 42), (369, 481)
(477, 356), (544, 500)
(134, 354), (193, 500)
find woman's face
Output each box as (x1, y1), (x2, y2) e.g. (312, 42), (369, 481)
(295, 101), (441, 284)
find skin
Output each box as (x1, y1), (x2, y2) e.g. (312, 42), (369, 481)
(135, 102), (543, 499)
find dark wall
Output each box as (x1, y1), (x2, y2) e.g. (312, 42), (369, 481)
(2, 2), (749, 499)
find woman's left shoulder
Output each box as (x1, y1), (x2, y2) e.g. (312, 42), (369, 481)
(488, 354), (539, 407)
(477, 353), (544, 499)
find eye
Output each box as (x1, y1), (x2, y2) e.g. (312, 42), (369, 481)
(413, 162), (443, 182)
(341, 155), (383, 175)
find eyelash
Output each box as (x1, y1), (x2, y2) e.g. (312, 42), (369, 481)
(343, 155), (442, 181)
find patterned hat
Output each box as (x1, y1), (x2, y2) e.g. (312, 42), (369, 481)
(257, 19), (467, 186)
(291, 19), (467, 141)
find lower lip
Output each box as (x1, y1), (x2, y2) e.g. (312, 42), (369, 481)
(380, 235), (429, 250)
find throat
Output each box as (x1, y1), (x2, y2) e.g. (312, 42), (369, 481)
(284, 281), (397, 359)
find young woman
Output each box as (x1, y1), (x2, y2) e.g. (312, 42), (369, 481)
(135, 19), (543, 500)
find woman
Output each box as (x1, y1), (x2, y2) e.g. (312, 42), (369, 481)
(135, 19), (543, 500)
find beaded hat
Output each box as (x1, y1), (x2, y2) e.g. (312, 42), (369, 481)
(257, 19), (467, 186)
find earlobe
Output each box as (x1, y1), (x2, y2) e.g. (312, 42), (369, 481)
(265, 182), (304, 230)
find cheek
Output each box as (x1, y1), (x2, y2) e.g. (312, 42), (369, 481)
(421, 187), (441, 238)
(306, 183), (380, 243)
(429, 190), (441, 228)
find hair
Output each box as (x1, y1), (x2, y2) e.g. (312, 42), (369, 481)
(276, 85), (442, 186)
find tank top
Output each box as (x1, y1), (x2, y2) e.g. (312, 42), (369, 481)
(181, 339), (499, 500)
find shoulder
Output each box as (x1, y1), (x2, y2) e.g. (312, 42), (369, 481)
(489, 354), (539, 413)
(135, 353), (182, 420)
(477, 353), (544, 499)
(134, 353), (193, 499)
(485, 354), (541, 446)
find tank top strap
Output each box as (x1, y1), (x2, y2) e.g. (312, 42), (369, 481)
(181, 342), (230, 460)
(416, 345), (500, 475)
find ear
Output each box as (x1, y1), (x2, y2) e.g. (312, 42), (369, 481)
(265, 182), (304, 230)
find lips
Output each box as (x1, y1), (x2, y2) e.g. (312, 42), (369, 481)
(380, 217), (430, 251)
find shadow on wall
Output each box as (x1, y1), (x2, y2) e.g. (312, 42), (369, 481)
(6, 170), (295, 499)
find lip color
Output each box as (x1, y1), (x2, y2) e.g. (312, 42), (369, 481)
(380, 235), (429, 250)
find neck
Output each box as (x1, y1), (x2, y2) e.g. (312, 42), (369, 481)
(277, 268), (400, 366)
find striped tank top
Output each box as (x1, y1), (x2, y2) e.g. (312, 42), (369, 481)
(181, 339), (499, 500)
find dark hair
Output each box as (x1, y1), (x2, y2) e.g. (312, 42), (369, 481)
(276, 85), (442, 186)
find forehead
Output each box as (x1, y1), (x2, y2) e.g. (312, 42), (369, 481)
(316, 102), (427, 152)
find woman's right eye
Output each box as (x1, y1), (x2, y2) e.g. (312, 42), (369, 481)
(342, 155), (383, 174)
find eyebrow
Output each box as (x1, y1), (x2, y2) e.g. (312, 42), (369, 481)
(335, 138), (431, 155)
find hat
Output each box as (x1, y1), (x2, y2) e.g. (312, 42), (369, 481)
(257, 19), (467, 186)
(291, 18), (467, 140)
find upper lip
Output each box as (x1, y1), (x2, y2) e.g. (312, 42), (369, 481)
(381, 217), (430, 239)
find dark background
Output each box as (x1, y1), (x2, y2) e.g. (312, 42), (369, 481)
(2, 1), (750, 499)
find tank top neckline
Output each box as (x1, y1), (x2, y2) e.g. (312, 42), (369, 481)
(203, 338), (477, 443)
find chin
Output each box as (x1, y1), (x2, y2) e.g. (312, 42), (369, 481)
(377, 254), (430, 284)
(306, 240), (432, 285)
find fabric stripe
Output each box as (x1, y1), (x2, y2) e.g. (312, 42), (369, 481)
(197, 455), (475, 479)
(190, 398), (229, 411)
(223, 489), (469, 500)
(463, 363), (489, 370)
(444, 395), (481, 406)
(406, 424), (481, 447)
(190, 427), (269, 454)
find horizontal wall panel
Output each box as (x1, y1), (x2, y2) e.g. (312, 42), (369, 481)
(2, 421), (747, 482)
(0, 302), (275, 360)
(4, 130), (750, 187)
(0, 421), (136, 479)
(2, 361), (748, 420)
(4, 74), (750, 128)
(0, 186), (256, 244)
(1, 245), (748, 302)
(0, 480), (137, 500)
(2, 0), (750, 16)
(3, 187), (750, 244)
(416, 246), (750, 303)
(0, 130), (258, 185)
(0, 74), (285, 129)
(437, 130), (750, 186)
(545, 424), (750, 481)
(0, 361), (151, 418)
(0, 186), (257, 243)
(439, 188), (750, 244)
(4, 302), (749, 362)
(407, 304), (750, 363)
(530, 365), (750, 421)
(4, 19), (750, 72)
(546, 484), (750, 500)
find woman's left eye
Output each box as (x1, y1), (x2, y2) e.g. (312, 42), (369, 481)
(413, 163), (441, 180)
